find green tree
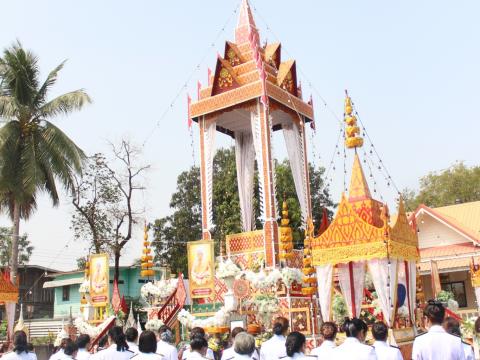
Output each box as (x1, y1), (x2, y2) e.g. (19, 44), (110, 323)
(0, 227), (33, 267)
(152, 147), (334, 275)
(0, 41), (90, 283)
(403, 162), (480, 211)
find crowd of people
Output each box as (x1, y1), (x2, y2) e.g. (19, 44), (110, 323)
(1, 300), (477, 360)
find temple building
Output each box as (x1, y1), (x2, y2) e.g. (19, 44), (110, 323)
(411, 201), (480, 315)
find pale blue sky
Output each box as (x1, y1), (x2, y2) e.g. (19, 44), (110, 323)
(0, 1), (478, 270)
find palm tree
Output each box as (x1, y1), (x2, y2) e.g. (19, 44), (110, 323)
(0, 41), (91, 284)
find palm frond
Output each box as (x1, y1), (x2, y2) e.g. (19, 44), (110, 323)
(0, 96), (18, 118)
(34, 60), (66, 107)
(39, 90), (91, 118)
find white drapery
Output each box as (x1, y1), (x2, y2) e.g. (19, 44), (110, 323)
(251, 110), (265, 220)
(368, 258), (398, 327)
(235, 131), (256, 231)
(316, 264), (334, 321)
(475, 287), (480, 310)
(337, 261), (366, 318)
(203, 118), (216, 230)
(283, 122), (309, 226)
(5, 302), (15, 341)
(407, 260), (417, 323)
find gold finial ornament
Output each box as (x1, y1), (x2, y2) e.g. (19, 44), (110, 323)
(344, 91), (364, 149)
(279, 195), (294, 261)
(141, 223), (155, 277)
(302, 218), (317, 296)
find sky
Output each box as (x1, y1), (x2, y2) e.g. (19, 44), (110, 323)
(0, 0), (478, 271)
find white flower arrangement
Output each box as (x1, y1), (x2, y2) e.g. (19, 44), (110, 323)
(79, 280), (90, 294)
(145, 318), (165, 331)
(140, 279), (178, 301)
(217, 259), (241, 279)
(53, 328), (69, 347)
(280, 268), (303, 288)
(246, 294), (279, 327)
(177, 306), (232, 329)
(74, 316), (115, 338)
(447, 298), (459, 311)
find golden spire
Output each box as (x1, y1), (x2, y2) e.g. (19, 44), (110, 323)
(279, 194), (294, 261)
(348, 153), (372, 202)
(140, 222), (155, 278)
(344, 91), (363, 149)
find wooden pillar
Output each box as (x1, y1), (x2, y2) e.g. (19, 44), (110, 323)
(199, 115), (212, 240)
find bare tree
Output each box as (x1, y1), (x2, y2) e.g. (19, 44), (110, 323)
(71, 139), (149, 282)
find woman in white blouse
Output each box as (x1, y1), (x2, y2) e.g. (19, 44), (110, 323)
(310, 322), (337, 357)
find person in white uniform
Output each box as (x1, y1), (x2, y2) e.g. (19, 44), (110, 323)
(371, 322), (402, 360)
(3, 331), (35, 360)
(27, 343), (38, 360)
(57, 341), (78, 360)
(49, 338), (69, 360)
(181, 328), (214, 360)
(412, 300), (465, 360)
(220, 327), (245, 360)
(126, 328), (140, 354)
(185, 337), (209, 360)
(94, 326), (135, 360)
(260, 317), (289, 360)
(132, 330), (164, 360)
(76, 334), (92, 360)
(157, 325), (177, 360)
(230, 332), (258, 360)
(332, 318), (377, 360)
(281, 331), (310, 360)
(443, 316), (474, 360)
(310, 322), (337, 357)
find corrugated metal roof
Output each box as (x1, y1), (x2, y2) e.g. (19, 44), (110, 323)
(419, 256), (480, 273)
(434, 201), (480, 240)
(43, 278), (84, 288)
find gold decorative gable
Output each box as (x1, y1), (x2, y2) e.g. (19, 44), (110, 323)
(277, 60), (297, 96)
(225, 42), (245, 67)
(349, 154), (372, 202)
(211, 57), (241, 95)
(264, 43), (281, 69)
(390, 198), (419, 251)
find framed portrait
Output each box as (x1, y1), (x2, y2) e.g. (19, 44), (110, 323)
(187, 239), (215, 299)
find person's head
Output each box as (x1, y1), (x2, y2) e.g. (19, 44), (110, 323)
(372, 322), (388, 342)
(320, 322), (337, 341)
(27, 343), (34, 352)
(98, 335), (109, 349)
(342, 318), (368, 342)
(285, 332), (306, 357)
(108, 326), (129, 352)
(12, 330), (28, 354)
(423, 300), (445, 327)
(76, 334), (90, 350)
(159, 325), (174, 344)
(125, 328), (139, 344)
(443, 317), (462, 337)
(475, 317), (480, 334)
(230, 327), (245, 344)
(64, 339), (78, 357)
(139, 331), (157, 354)
(233, 332), (255, 356)
(190, 336), (208, 356)
(60, 338), (70, 350)
(190, 327), (206, 341)
(272, 317), (289, 336)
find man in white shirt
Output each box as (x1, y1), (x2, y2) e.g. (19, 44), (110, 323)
(157, 325), (178, 360)
(412, 300), (465, 360)
(260, 317), (289, 360)
(371, 322), (403, 360)
(180, 328), (214, 360)
(443, 316), (475, 360)
(232, 333), (257, 360)
(76, 334), (92, 360)
(126, 328), (139, 354)
(185, 337), (209, 360)
(221, 327), (245, 360)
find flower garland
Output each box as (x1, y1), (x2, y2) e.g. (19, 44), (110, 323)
(140, 279), (178, 300)
(235, 267), (302, 290)
(178, 305), (233, 329)
(217, 259), (241, 279)
(74, 316), (116, 338)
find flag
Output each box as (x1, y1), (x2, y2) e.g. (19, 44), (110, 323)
(197, 81), (202, 100)
(120, 295), (128, 314)
(187, 94), (192, 129)
(111, 279), (121, 313)
(318, 208), (329, 235)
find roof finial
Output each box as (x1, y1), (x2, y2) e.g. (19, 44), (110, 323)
(235, 0), (259, 45)
(344, 90), (363, 149)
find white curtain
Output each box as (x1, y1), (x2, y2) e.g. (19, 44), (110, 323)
(316, 264), (333, 322)
(338, 261), (366, 318)
(251, 109), (265, 220)
(283, 122), (309, 226)
(235, 131), (256, 231)
(203, 119), (216, 230)
(368, 258), (398, 327)
(5, 302), (15, 341)
(407, 260), (417, 323)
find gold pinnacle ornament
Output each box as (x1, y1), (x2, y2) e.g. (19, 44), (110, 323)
(279, 195), (294, 261)
(302, 218), (317, 296)
(344, 91), (364, 149)
(140, 223), (155, 278)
